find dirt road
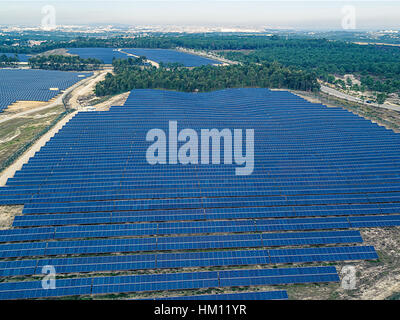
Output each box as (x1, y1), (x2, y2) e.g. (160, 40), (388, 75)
(118, 49), (160, 68)
(321, 85), (400, 112)
(67, 69), (111, 109)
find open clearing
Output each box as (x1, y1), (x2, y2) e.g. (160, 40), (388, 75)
(0, 206), (22, 230)
(0, 105), (65, 169)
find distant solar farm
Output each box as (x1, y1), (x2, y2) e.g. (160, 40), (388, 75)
(0, 69), (92, 113)
(122, 48), (222, 66)
(1, 87), (399, 300)
(66, 48), (131, 64)
(66, 48), (221, 66)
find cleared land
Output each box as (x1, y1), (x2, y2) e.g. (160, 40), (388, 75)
(0, 105), (65, 169)
(0, 205), (23, 230)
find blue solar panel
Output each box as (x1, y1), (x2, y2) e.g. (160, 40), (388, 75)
(0, 277), (92, 300)
(348, 215), (400, 228)
(0, 223), (363, 244)
(268, 246), (378, 264)
(219, 266), (339, 287)
(66, 48), (130, 64)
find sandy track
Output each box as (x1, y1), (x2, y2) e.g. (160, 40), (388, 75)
(68, 70), (111, 110)
(118, 49), (160, 68)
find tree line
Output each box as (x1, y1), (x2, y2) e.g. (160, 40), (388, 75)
(95, 59), (320, 96)
(0, 34), (284, 54)
(0, 54), (19, 67)
(28, 55), (103, 71)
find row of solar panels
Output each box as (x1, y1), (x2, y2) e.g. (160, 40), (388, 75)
(13, 164), (400, 177)
(0, 246), (377, 277)
(7, 178), (400, 193)
(19, 195), (400, 214)
(9, 159), (400, 171)
(0, 230), (364, 258)
(0, 266), (339, 300)
(11, 205), (400, 228)
(0, 219), (367, 242)
(14, 160), (400, 171)
(6, 179), (400, 197)
(4, 187), (400, 207)
(0, 215), (371, 241)
(11, 190), (400, 207)
(8, 176), (400, 194)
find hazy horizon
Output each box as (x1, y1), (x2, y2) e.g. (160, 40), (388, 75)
(0, 1), (399, 31)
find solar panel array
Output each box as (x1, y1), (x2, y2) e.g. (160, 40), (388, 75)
(0, 266), (339, 300)
(1, 87), (398, 300)
(66, 48), (221, 67)
(0, 69), (92, 112)
(66, 48), (131, 64)
(0, 245), (377, 277)
(122, 48), (222, 67)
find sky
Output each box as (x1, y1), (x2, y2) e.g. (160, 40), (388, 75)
(0, 1), (399, 30)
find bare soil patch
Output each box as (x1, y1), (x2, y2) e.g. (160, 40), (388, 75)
(4, 101), (49, 114)
(0, 205), (23, 230)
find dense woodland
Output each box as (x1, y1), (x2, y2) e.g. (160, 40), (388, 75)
(0, 35), (284, 53)
(221, 39), (400, 94)
(95, 58), (320, 96)
(28, 55), (103, 71)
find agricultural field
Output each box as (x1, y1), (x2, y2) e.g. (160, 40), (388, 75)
(0, 88), (399, 300)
